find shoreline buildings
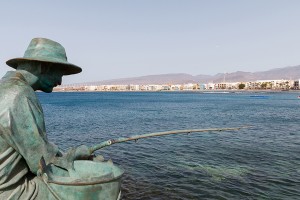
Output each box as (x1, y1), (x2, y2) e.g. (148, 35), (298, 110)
(54, 79), (300, 92)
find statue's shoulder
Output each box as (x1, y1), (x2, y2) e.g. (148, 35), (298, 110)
(0, 74), (36, 107)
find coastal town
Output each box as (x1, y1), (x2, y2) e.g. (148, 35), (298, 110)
(54, 79), (300, 92)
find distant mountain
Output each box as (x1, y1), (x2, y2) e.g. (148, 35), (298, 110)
(78, 65), (300, 85)
(84, 73), (205, 85)
(252, 65), (300, 80)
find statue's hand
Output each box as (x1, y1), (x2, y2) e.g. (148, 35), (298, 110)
(51, 145), (92, 170)
(72, 145), (92, 161)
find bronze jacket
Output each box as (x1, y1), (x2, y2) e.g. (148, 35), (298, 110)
(0, 71), (58, 199)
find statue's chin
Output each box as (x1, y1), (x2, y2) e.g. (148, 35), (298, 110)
(40, 87), (53, 93)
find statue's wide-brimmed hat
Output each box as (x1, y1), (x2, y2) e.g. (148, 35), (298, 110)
(6, 38), (82, 75)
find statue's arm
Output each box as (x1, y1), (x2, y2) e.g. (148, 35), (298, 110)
(1, 97), (59, 174)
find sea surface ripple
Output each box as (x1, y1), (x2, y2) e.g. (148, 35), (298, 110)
(38, 92), (300, 200)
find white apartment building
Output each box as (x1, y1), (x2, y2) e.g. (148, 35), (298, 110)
(183, 83), (194, 90)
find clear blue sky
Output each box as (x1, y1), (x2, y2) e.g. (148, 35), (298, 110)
(1, 0), (300, 84)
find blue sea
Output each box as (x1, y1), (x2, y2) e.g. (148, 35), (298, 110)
(38, 92), (300, 200)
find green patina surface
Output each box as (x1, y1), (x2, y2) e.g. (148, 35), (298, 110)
(0, 38), (122, 200)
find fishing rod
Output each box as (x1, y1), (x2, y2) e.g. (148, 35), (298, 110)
(89, 126), (250, 153)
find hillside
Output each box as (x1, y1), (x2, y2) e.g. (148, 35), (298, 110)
(80, 65), (300, 85)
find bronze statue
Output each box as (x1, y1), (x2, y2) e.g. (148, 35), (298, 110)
(0, 38), (92, 199)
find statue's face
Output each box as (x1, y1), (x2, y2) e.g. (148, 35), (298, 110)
(38, 64), (64, 93)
